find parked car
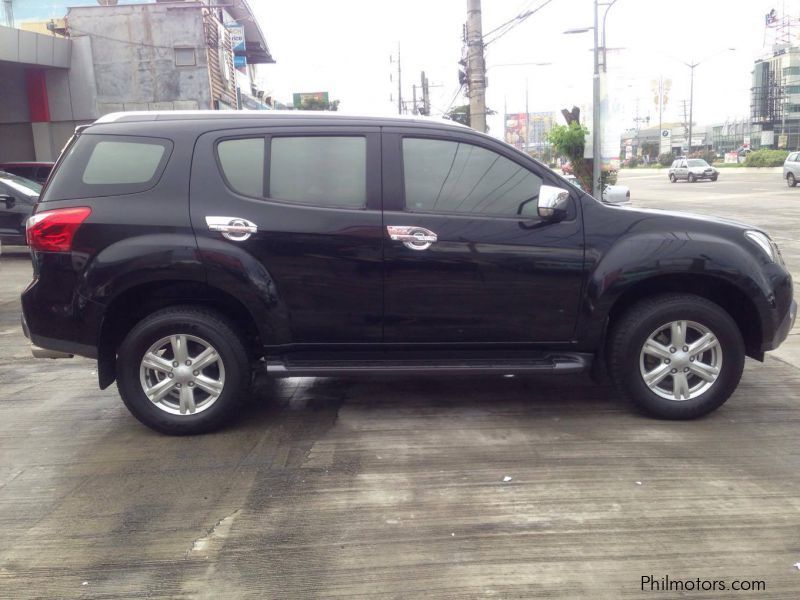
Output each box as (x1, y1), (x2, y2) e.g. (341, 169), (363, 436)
(563, 174), (630, 205)
(669, 158), (719, 182)
(22, 112), (795, 434)
(0, 161), (54, 185)
(783, 151), (800, 187)
(0, 171), (40, 245)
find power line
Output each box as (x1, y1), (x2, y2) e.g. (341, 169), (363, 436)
(484, 0), (556, 47)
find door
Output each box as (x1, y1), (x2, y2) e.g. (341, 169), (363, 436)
(676, 159), (689, 179)
(190, 126), (383, 345)
(381, 128), (585, 344)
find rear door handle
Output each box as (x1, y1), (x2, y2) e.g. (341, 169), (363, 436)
(387, 225), (438, 251)
(206, 216), (257, 241)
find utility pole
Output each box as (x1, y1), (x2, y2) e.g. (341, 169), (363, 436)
(421, 71), (430, 116)
(396, 42), (403, 115)
(591, 0), (601, 198)
(466, 0), (487, 132)
(412, 84), (418, 115)
(525, 79), (530, 153)
(688, 64), (695, 154)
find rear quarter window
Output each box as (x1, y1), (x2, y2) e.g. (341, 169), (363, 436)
(42, 134), (173, 201)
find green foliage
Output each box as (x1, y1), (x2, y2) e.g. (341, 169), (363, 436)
(300, 97), (340, 111)
(548, 122), (591, 190)
(689, 149), (716, 164)
(447, 105), (470, 126)
(743, 149), (789, 167)
(624, 157), (640, 168)
(601, 170), (618, 186)
(658, 153), (674, 167)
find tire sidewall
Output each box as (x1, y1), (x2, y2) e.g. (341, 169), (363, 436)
(117, 310), (248, 434)
(614, 300), (744, 419)
(788, 173), (795, 187)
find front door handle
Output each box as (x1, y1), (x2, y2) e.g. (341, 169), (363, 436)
(206, 216), (257, 241)
(387, 225), (438, 251)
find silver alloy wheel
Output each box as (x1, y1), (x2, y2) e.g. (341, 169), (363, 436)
(638, 320), (722, 401)
(139, 334), (226, 415)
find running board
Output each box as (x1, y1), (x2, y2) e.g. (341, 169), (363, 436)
(265, 353), (591, 378)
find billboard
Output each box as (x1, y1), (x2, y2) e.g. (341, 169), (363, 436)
(293, 92), (330, 109)
(504, 113), (529, 149)
(227, 23), (246, 53)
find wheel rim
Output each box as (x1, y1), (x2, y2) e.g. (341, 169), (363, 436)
(638, 320), (722, 402)
(139, 334), (226, 415)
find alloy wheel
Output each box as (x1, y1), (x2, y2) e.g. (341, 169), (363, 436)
(139, 334), (226, 415)
(638, 320), (722, 401)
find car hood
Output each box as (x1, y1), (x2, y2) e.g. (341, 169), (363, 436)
(613, 205), (756, 232)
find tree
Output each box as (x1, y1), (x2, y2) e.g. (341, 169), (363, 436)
(300, 97), (340, 111)
(548, 119), (592, 191)
(447, 104), (470, 126)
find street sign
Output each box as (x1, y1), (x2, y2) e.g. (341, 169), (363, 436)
(659, 129), (671, 154)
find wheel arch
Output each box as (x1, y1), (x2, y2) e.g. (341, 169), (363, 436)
(606, 273), (763, 360)
(97, 281), (264, 389)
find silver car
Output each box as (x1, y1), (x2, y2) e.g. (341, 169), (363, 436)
(783, 151), (800, 187)
(563, 174), (631, 205)
(668, 158), (719, 183)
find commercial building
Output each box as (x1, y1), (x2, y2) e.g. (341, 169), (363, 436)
(0, 0), (274, 161)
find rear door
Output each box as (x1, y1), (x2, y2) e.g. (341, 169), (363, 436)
(190, 125), (383, 345)
(381, 127), (585, 344)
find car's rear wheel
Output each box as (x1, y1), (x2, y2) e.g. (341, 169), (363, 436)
(688, 173), (696, 183)
(788, 173), (796, 187)
(117, 306), (250, 435)
(669, 173), (676, 183)
(608, 294), (745, 419)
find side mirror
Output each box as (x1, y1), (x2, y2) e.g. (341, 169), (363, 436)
(0, 195), (15, 209)
(537, 185), (570, 220)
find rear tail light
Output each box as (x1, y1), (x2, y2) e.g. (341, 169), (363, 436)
(26, 207), (91, 252)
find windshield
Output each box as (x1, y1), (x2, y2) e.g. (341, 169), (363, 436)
(687, 159), (709, 167)
(0, 171), (41, 198)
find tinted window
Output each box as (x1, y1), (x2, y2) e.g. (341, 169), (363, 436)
(3, 166), (35, 180)
(217, 138), (265, 197)
(402, 138), (541, 217)
(43, 134), (172, 201)
(83, 141), (166, 184)
(269, 137), (366, 208)
(687, 159), (709, 167)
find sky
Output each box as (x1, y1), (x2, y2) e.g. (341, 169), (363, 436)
(253, 0), (793, 139)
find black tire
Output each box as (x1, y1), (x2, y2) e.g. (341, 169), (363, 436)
(608, 294), (745, 420)
(688, 173), (696, 183)
(788, 173), (796, 187)
(711, 174), (718, 181)
(669, 173), (677, 183)
(117, 306), (251, 435)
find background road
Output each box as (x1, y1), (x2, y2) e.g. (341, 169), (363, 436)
(1, 171), (799, 598)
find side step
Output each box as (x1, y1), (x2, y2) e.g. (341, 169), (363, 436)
(265, 353), (592, 378)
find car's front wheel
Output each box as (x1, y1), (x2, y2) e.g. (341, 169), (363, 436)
(669, 173), (676, 183)
(117, 306), (251, 434)
(608, 294), (745, 419)
(788, 173), (796, 187)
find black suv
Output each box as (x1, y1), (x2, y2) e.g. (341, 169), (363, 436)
(21, 112), (796, 434)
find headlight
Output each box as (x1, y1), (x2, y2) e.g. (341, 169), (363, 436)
(744, 230), (776, 262)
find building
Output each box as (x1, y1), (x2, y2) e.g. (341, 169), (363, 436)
(0, 0), (274, 161)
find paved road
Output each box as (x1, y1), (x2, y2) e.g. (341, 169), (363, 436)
(2, 173), (800, 598)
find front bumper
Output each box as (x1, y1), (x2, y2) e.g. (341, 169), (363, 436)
(769, 298), (797, 351)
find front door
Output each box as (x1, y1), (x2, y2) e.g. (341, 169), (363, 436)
(381, 128), (585, 344)
(190, 125), (383, 345)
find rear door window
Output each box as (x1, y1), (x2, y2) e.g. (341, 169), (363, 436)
(43, 135), (172, 201)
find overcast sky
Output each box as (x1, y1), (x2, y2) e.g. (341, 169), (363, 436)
(254, 0), (787, 137)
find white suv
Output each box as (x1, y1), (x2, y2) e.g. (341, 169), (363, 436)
(783, 152), (800, 187)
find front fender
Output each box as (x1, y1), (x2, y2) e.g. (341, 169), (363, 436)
(578, 229), (776, 349)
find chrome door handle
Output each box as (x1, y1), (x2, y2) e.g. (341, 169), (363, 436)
(206, 216), (257, 242)
(387, 225), (438, 251)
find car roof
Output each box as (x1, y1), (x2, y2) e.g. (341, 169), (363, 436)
(93, 110), (472, 131)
